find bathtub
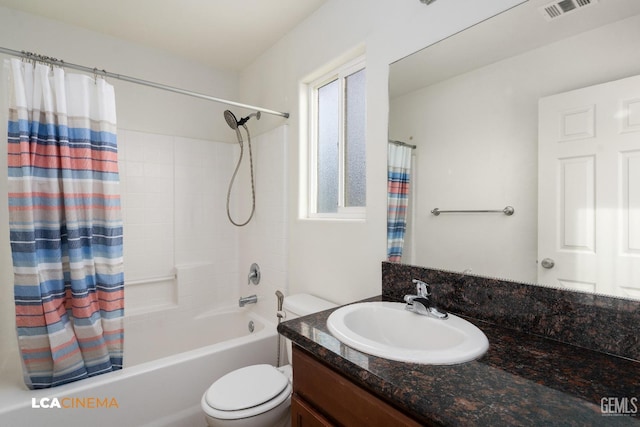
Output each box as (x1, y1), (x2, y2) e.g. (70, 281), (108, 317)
(0, 306), (278, 427)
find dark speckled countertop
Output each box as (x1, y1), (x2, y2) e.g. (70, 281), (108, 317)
(278, 296), (640, 426)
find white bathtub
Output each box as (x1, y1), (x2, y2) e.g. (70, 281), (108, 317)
(0, 307), (278, 427)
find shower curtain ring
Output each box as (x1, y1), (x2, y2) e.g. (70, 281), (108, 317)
(93, 68), (107, 84)
(22, 51), (35, 66)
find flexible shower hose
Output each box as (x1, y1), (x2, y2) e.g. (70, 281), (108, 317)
(275, 290), (285, 367)
(276, 316), (282, 367)
(226, 124), (256, 226)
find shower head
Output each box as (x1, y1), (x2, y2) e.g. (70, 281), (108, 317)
(224, 110), (239, 130)
(223, 110), (261, 130)
(275, 290), (284, 311)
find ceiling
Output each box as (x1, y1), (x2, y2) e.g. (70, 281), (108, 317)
(390, 0), (640, 99)
(0, 0), (327, 71)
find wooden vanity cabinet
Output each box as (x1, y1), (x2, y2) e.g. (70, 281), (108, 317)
(291, 346), (423, 427)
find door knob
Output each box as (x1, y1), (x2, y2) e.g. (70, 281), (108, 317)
(541, 258), (555, 269)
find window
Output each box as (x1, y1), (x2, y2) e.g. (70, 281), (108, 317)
(308, 57), (366, 218)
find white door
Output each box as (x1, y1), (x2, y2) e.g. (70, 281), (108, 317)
(538, 74), (640, 298)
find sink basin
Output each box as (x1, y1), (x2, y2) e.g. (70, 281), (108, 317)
(327, 302), (489, 365)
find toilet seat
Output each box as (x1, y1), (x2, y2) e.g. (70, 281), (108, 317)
(202, 364), (292, 420)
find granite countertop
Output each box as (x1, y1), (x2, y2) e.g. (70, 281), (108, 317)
(278, 296), (640, 426)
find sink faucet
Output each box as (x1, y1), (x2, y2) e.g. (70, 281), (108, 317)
(404, 279), (448, 319)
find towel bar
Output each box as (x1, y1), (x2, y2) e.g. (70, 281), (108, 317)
(431, 206), (514, 216)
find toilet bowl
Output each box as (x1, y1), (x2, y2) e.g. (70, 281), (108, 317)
(201, 294), (336, 427)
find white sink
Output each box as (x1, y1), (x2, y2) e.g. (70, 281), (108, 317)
(327, 302), (489, 365)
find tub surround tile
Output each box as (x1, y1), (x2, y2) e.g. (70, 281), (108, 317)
(381, 262), (640, 361)
(278, 262), (640, 426)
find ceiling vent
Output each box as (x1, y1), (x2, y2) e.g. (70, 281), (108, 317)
(540, 0), (598, 21)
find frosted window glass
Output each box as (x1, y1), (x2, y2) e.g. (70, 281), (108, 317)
(345, 68), (366, 207)
(317, 79), (339, 213)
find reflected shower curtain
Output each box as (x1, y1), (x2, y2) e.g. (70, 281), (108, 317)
(6, 58), (124, 389)
(387, 143), (412, 263)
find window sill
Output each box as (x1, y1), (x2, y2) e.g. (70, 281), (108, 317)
(299, 215), (366, 223)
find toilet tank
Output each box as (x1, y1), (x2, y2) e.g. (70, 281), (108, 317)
(281, 294), (336, 363)
(283, 293), (336, 318)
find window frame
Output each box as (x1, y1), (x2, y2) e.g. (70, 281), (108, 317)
(307, 55), (366, 220)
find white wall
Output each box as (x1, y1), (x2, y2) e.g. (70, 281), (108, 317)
(389, 14), (640, 284)
(238, 0), (524, 304)
(236, 126), (289, 320)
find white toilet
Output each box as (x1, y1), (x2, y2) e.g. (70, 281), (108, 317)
(201, 294), (336, 427)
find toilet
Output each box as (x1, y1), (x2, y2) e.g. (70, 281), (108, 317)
(201, 294), (336, 427)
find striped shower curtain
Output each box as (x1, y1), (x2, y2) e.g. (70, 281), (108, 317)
(387, 143), (412, 263)
(6, 58), (124, 389)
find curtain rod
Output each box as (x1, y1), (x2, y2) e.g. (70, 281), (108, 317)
(0, 47), (290, 119)
(389, 139), (417, 149)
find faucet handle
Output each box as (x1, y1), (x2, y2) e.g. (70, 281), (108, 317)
(412, 279), (431, 297)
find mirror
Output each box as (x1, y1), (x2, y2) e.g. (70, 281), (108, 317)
(388, 0), (640, 300)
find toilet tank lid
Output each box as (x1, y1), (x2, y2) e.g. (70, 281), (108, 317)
(283, 293), (337, 316)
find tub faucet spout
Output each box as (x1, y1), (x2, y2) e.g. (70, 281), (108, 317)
(239, 294), (258, 307)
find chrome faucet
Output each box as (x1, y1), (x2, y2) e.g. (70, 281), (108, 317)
(239, 294), (258, 307)
(404, 279), (448, 319)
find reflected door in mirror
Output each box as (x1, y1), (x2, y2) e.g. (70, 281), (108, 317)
(538, 74), (640, 299)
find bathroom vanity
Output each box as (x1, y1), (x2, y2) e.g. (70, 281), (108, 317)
(291, 346), (420, 426)
(281, 302), (639, 426)
(278, 264), (640, 426)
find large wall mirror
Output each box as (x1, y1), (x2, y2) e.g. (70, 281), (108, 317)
(388, 0), (640, 300)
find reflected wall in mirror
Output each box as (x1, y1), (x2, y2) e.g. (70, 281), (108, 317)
(388, 0), (640, 300)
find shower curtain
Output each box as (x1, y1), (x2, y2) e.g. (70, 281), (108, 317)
(387, 143), (412, 263)
(6, 58), (124, 389)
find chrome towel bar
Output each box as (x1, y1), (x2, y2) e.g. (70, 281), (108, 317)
(431, 206), (514, 216)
